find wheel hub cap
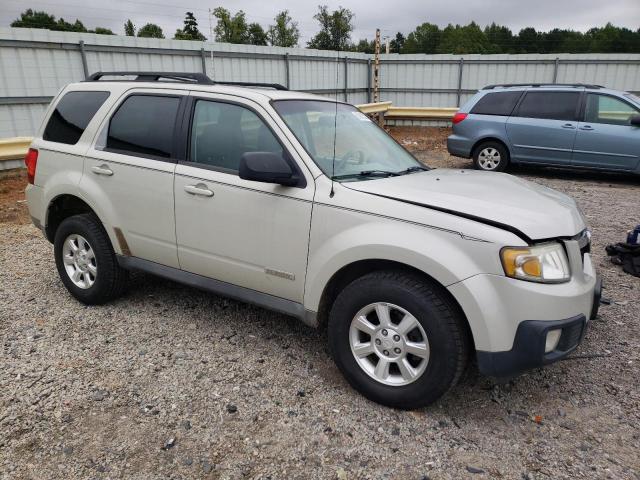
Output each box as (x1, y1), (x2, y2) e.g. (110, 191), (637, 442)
(62, 234), (97, 289)
(349, 302), (430, 386)
(478, 147), (501, 170)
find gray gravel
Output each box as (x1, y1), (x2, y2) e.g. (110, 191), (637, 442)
(1, 141), (640, 479)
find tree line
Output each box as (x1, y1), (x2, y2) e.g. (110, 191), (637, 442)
(10, 7), (640, 53)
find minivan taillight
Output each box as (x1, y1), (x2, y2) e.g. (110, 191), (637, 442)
(452, 112), (468, 124)
(25, 148), (38, 184)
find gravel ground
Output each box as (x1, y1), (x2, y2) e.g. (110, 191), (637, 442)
(1, 128), (639, 480)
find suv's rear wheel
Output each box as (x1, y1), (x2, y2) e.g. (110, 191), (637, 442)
(473, 141), (509, 172)
(54, 213), (128, 304)
(328, 271), (469, 409)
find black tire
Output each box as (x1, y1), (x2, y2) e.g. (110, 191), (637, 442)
(328, 270), (469, 409)
(472, 141), (509, 172)
(54, 213), (128, 304)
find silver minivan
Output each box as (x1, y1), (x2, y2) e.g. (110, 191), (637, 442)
(447, 83), (640, 174)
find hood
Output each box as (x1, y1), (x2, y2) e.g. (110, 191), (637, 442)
(345, 169), (585, 241)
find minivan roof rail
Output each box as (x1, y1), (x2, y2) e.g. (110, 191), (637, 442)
(85, 71), (288, 90)
(483, 83), (604, 90)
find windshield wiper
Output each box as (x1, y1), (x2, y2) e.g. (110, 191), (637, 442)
(397, 165), (429, 175)
(332, 170), (400, 180)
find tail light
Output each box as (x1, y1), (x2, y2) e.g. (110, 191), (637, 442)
(25, 148), (38, 184)
(452, 112), (468, 124)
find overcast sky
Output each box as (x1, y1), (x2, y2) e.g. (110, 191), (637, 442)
(2, 0), (639, 43)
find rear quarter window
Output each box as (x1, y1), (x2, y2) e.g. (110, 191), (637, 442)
(470, 91), (522, 116)
(43, 91), (110, 145)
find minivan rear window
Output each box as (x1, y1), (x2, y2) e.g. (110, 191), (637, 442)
(43, 91), (110, 145)
(515, 91), (580, 121)
(470, 91), (522, 116)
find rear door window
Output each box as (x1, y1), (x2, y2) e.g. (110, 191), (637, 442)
(470, 91), (522, 116)
(106, 95), (180, 159)
(515, 91), (580, 121)
(43, 91), (110, 145)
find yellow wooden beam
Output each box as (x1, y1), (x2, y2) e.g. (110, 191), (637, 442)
(385, 107), (458, 120)
(356, 101), (392, 114)
(0, 137), (32, 162)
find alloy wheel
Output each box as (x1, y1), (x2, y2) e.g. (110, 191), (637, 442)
(62, 234), (97, 289)
(349, 302), (430, 386)
(477, 147), (502, 170)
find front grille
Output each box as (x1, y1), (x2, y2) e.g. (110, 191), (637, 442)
(556, 322), (584, 352)
(573, 229), (591, 266)
(573, 229), (591, 255)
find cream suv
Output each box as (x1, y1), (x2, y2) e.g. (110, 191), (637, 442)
(25, 72), (601, 409)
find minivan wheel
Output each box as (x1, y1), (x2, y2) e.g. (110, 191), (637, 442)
(54, 213), (128, 304)
(473, 141), (509, 172)
(328, 271), (469, 409)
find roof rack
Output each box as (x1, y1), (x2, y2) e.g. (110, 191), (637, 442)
(483, 83), (604, 90)
(214, 80), (288, 91)
(86, 71), (214, 84)
(84, 71), (288, 90)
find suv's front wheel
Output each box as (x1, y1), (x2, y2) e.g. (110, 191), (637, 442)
(54, 213), (128, 304)
(472, 141), (509, 172)
(328, 271), (469, 409)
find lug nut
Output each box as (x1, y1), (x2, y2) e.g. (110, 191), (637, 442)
(393, 335), (400, 341)
(375, 339), (381, 345)
(394, 348), (401, 354)
(381, 329), (388, 336)
(383, 350), (389, 356)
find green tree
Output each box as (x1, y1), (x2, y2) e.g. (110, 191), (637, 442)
(352, 39), (375, 53)
(516, 27), (539, 53)
(93, 27), (114, 35)
(124, 19), (136, 36)
(267, 10), (300, 47)
(485, 23), (514, 53)
(11, 9), (56, 29)
(389, 32), (405, 53)
(586, 23), (639, 53)
(402, 23), (440, 53)
(307, 5), (354, 50)
(248, 23), (267, 45)
(174, 12), (206, 40)
(557, 30), (588, 53)
(212, 7), (249, 44)
(11, 9), (89, 32)
(437, 22), (490, 54)
(137, 23), (164, 39)
(55, 18), (87, 32)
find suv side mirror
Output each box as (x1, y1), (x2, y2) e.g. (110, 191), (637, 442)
(630, 115), (640, 127)
(239, 152), (299, 187)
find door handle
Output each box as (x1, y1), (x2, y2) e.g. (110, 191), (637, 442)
(561, 123), (576, 129)
(91, 164), (113, 176)
(580, 125), (594, 131)
(184, 183), (214, 197)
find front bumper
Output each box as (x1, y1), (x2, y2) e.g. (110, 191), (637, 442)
(476, 314), (588, 377)
(448, 237), (599, 377)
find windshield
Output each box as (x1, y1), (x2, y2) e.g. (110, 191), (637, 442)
(624, 93), (640, 106)
(273, 100), (425, 181)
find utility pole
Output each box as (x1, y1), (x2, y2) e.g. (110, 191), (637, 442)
(384, 36), (390, 54)
(208, 8), (214, 77)
(373, 28), (380, 104)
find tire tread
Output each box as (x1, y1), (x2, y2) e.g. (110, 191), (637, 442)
(328, 269), (470, 408)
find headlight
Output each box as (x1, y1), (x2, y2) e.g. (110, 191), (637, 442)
(500, 242), (570, 283)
